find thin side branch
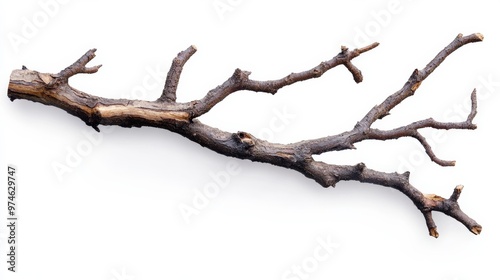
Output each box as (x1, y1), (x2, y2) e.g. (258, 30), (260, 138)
(158, 45), (197, 103)
(191, 42), (379, 118)
(362, 89), (477, 166)
(7, 34), (482, 237)
(57, 48), (102, 80)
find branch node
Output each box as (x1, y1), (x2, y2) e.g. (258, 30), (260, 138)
(356, 162), (366, 173)
(423, 211), (439, 238)
(378, 112), (390, 120)
(429, 227), (439, 238)
(232, 68), (251, 83)
(344, 61), (363, 83)
(233, 131), (255, 149)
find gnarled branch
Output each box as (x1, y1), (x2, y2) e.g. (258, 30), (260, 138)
(7, 33), (483, 237)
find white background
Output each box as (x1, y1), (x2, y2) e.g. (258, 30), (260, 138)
(1, 1), (499, 279)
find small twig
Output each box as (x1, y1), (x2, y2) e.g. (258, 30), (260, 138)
(57, 48), (102, 80)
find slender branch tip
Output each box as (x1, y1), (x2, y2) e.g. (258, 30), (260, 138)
(357, 42), (379, 54)
(449, 185), (464, 202)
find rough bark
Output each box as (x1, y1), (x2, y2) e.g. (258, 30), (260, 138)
(7, 33), (483, 238)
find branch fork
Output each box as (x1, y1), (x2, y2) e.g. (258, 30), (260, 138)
(7, 33), (484, 237)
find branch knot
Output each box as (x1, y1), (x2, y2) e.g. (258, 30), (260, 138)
(233, 131), (255, 149)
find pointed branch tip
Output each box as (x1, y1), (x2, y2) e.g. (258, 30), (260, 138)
(357, 42), (379, 54)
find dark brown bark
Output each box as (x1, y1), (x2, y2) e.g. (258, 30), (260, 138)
(7, 33), (483, 238)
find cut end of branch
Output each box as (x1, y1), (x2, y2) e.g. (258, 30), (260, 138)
(473, 33), (484, 41)
(457, 33), (484, 42)
(429, 227), (439, 238)
(471, 225), (482, 235)
(467, 89), (478, 123)
(344, 61), (363, 83)
(83, 48), (98, 63)
(233, 68), (251, 82)
(441, 160), (456, 167)
(423, 211), (439, 238)
(449, 185), (464, 202)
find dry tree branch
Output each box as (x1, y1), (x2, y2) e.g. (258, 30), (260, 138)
(7, 33), (483, 238)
